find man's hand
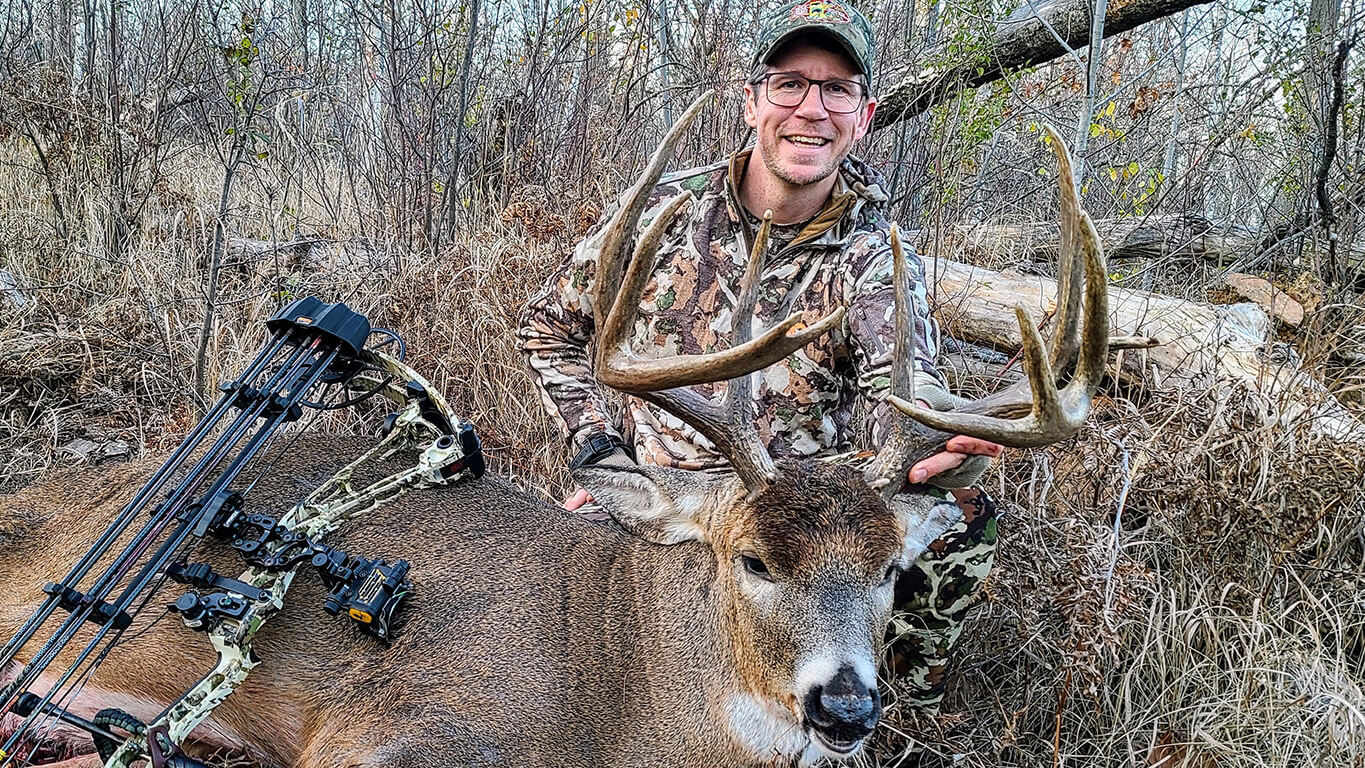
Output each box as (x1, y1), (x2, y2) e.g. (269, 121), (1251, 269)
(563, 447), (634, 510)
(563, 487), (593, 510)
(907, 435), (1002, 484)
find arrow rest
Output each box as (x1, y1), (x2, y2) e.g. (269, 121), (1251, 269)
(0, 298), (483, 767)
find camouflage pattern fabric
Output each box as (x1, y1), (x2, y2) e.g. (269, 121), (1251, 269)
(517, 149), (958, 468)
(886, 487), (998, 709)
(755, 0), (878, 78)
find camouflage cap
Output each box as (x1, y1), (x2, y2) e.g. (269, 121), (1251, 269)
(755, 0), (876, 78)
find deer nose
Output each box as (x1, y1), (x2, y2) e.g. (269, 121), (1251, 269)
(802, 664), (881, 734)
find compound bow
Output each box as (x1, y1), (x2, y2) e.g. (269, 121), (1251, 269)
(0, 297), (483, 768)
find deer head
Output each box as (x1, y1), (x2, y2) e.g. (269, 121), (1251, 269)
(573, 93), (1109, 761)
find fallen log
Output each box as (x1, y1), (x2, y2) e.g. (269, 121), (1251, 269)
(923, 256), (1365, 440)
(940, 215), (1365, 272)
(946, 214), (1259, 267)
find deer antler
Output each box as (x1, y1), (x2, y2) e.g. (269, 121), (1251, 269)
(592, 91), (844, 497)
(865, 126), (1110, 499)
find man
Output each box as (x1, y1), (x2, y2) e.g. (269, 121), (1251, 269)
(518, 0), (999, 712)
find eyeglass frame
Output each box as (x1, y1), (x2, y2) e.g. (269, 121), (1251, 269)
(748, 71), (870, 114)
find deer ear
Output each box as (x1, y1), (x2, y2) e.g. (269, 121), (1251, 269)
(573, 465), (730, 545)
(887, 493), (964, 567)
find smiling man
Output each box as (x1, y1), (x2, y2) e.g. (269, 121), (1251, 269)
(518, 0), (1000, 718)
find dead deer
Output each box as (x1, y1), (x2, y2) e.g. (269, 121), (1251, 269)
(0, 97), (1109, 768)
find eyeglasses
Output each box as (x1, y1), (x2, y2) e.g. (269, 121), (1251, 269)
(753, 72), (867, 114)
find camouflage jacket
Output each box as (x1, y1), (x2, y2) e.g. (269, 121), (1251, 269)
(517, 149), (957, 472)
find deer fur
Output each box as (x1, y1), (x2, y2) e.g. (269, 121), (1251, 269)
(0, 435), (962, 768)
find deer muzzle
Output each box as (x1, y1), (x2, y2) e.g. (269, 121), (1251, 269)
(800, 664), (881, 756)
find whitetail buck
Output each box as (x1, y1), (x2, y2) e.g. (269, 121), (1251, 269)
(0, 97), (1109, 768)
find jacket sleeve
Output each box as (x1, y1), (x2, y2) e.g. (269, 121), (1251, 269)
(845, 229), (954, 435)
(516, 223), (624, 452)
(845, 230), (991, 489)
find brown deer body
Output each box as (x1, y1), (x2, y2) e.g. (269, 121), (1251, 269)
(1, 96), (1112, 768)
(0, 447), (953, 768)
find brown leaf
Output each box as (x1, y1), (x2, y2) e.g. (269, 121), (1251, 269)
(1146, 730), (1220, 768)
(1128, 86), (1162, 118)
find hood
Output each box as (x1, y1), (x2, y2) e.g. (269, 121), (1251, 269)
(835, 153), (891, 210)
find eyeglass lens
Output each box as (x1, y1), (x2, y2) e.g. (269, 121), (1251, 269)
(764, 74), (864, 113)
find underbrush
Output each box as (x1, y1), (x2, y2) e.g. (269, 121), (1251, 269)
(872, 390), (1365, 768)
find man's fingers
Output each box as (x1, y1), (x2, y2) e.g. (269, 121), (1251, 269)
(944, 435), (1003, 457)
(907, 451), (967, 484)
(563, 487), (593, 510)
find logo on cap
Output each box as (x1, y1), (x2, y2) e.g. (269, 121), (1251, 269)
(789, 0), (852, 24)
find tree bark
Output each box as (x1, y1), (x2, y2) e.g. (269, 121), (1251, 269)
(873, 0), (1215, 131)
(1071, 0), (1109, 184)
(444, 0), (482, 233)
(194, 144), (246, 400)
(1317, 37), (1353, 284)
(1160, 10), (1191, 190)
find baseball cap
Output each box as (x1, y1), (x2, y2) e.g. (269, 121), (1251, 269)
(754, 0), (877, 78)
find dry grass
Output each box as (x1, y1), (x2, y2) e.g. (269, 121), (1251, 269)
(869, 389), (1365, 768)
(2, 134), (1363, 768)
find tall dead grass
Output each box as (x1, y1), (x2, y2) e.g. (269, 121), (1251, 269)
(1, 136), (1363, 768)
(869, 389), (1365, 767)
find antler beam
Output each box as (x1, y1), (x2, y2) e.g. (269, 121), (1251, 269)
(866, 126), (1112, 498)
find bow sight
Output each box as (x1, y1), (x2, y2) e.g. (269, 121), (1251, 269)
(0, 298), (483, 768)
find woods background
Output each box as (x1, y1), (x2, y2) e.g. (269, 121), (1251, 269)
(1, 0), (1364, 765)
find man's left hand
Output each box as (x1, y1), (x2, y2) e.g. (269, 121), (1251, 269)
(907, 435), (1002, 484)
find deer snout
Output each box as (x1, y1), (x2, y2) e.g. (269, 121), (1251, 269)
(801, 664), (881, 754)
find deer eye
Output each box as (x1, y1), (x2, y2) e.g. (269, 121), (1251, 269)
(740, 554), (772, 580)
(880, 565), (899, 586)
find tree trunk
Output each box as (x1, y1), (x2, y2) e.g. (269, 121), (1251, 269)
(444, 0), (481, 234)
(194, 144), (246, 401)
(921, 256), (1364, 440)
(106, 0), (129, 260)
(55, 0), (74, 80)
(1071, 0), (1109, 184)
(873, 0), (1214, 131)
(1160, 10), (1190, 189)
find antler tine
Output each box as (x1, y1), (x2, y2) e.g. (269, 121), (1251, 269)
(594, 89), (845, 395)
(698, 212), (779, 493)
(590, 93), (848, 496)
(1047, 124), (1084, 374)
(609, 212), (785, 496)
(1072, 208), (1110, 398)
(886, 130), (1111, 449)
(593, 91), (714, 331)
(863, 224), (947, 499)
(598, 191), (695, 352)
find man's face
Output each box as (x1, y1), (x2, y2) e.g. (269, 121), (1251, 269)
(744, 39), (877, 189)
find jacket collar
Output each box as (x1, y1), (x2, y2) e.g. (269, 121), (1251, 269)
(723, 148), (888, 250)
